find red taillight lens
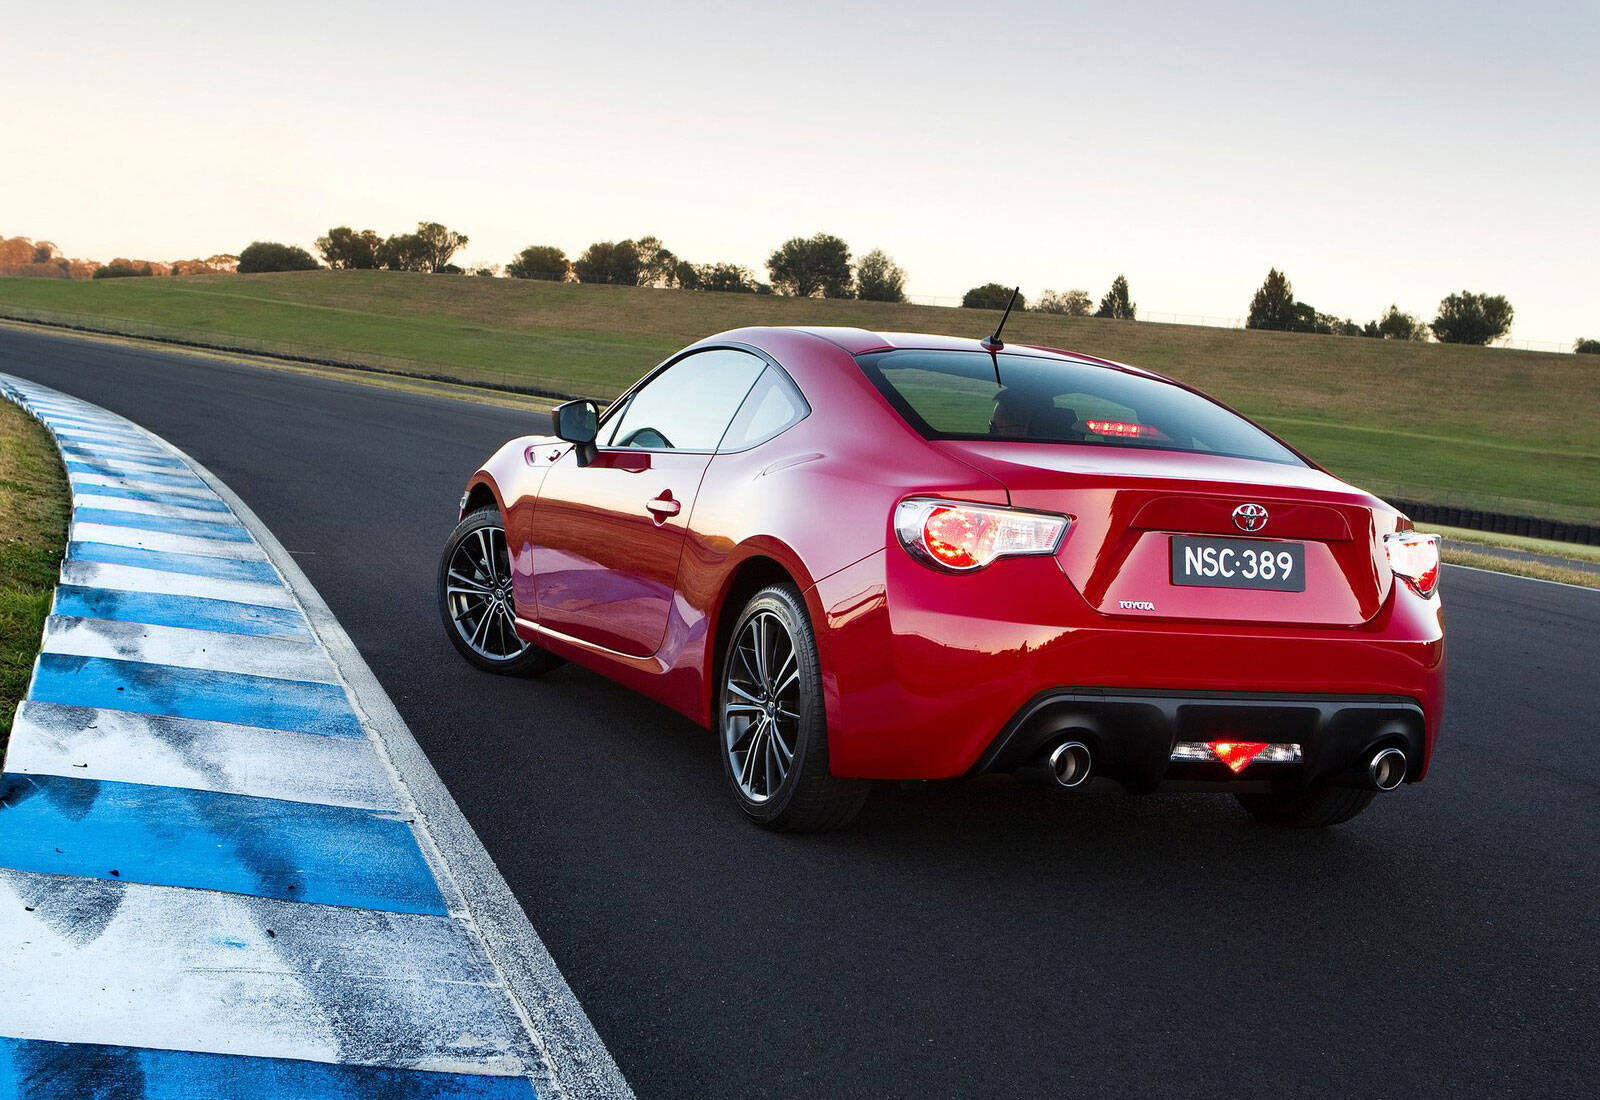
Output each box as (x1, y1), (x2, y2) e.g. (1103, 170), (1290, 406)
(1385, 532), (1441, 597)
(894, 499), (1070, 573)
(1208, 741), (1270, 773)
(1085, 419), (1144, 438)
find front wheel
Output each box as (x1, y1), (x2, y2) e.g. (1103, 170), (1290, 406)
(438, 508), (563, 676)
(719, 584), (869, 831)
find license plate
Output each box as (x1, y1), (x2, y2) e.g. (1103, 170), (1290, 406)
(1171, 536), (1305, 592)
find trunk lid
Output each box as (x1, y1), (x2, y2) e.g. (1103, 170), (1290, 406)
(933, 441), (1400, 626)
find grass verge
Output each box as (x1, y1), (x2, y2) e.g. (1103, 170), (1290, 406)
(0, 395), (68, 753)
(1418, 523), (1600, 565)
(2, 271), (1596, 523)
(1443, 548), (1600, 591)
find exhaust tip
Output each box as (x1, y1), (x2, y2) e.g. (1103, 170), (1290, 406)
(1048, 741), (1093, 790)
(1369, 747), (1407, 792)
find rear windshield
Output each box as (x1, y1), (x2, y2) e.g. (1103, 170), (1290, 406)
(857, 349), (1306, 466)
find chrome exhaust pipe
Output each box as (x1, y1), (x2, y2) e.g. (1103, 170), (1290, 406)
(1047, 741), (1093, 790)
(1368, 747), (1407, 792)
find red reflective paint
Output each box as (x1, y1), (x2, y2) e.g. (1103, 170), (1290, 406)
(461, 326), (1445, 785)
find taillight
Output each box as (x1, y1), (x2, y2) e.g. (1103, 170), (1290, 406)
(1085, 420), (1144, 438)
(1385, 531), (1441, 597)
(894, 498), (1070, 572)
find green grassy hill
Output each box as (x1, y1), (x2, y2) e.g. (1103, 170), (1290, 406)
(2, 271), (1595, 522)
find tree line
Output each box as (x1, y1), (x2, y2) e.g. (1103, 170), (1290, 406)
(502, 232), (911, 301)
(15, 223), (1593, 353)
(1246, 267), (1518, 346)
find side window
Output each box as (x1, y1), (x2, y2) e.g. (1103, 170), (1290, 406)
(720, 367), (809, 451)
(605, 349), (766, 451)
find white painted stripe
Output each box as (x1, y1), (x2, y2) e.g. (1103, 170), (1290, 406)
(69, 471), (219, 500)
(53, 420), (150, 434)
(0, 871), (537, 1076)
(41, 616), (338, 684)
(71, 521), (268, 561)
(8, 703), (397, 810)
(67, 454), (193, 477)
(59, 560), (299, 609)
(73, 493), (245, 524)
(54, 428), (152, 447)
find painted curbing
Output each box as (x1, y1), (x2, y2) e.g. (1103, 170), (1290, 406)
(0, 376), (631, 1098)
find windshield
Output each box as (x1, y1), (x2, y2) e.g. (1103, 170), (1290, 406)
(857, 349), (1306, 466)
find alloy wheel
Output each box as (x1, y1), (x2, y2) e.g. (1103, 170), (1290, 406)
(724, 610), (801, 802)
(445, 524), (528, 661)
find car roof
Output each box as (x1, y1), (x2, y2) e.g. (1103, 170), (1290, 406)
(713, 326), (1171, 383)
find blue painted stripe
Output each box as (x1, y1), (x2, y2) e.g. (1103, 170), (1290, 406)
(53, 426), (158, 442)
(28, 654), (362, 737)
(74, 507), (251, 542)
(0, 774), (445, 914)
(0, 1038), (536, 1100)
(68, 541), (280, 584)
(65, 461), (207, 488)
(61, 446), (187, 468)
(71, 483), (230, 511)
(52, 585), (313, 639)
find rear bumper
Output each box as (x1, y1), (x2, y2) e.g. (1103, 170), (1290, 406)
(970, 689), (1426, 792)
(808, 550), (1445, 781)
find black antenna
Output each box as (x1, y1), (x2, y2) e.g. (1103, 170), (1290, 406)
(980, 287), (1021, 352)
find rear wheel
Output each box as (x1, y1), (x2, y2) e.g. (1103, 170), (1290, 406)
(438, 508), (563, 676)
(719, 584), (869, 831)
(1235, 784), (1376, 828)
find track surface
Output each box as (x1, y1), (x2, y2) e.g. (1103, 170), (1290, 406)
(4, 326), (1596, 1098)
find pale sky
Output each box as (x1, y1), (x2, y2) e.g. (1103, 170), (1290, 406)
(5, 0), (1596, 347)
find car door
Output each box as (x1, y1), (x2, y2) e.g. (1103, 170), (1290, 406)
(529, 348), (767, 657)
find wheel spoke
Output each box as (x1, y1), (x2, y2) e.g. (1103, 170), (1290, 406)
(466, 612), (488, 651)
(773, 669), (800, 697)
(751, 616), (769, 688)
(729, 717), (758, 754)
(494, 606), (511, 654)
(734, 642), (761, 687)
(772, 647), (797, 691)
(450, 598), (487, 624)
(448, 571), (492, 594)
(727, 681), (763, 704)
(738, 720), (766, 789)
(764, 730), (781, 793)
(769, 723), (794, 765)
(476, 529), (498, 583)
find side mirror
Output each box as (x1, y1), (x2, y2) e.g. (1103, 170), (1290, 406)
(550, 399), (599, 466)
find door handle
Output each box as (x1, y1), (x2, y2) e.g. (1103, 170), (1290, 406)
(645, 492), (681, 523)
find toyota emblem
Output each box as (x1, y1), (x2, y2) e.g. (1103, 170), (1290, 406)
(1233, 503), (1269, 532)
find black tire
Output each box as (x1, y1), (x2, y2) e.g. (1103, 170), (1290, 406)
(1235, 785), (1377, 828)
(438, 507), (563, 677)
(718, 584), (869, 832)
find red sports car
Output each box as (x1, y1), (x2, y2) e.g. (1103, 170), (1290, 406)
(439, 326), (1443, 831)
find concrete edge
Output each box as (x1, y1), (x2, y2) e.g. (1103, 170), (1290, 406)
(28, 389), (635, 1099)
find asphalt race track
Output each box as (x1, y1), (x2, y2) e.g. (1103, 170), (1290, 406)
(3, 325), (1596, 1099)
